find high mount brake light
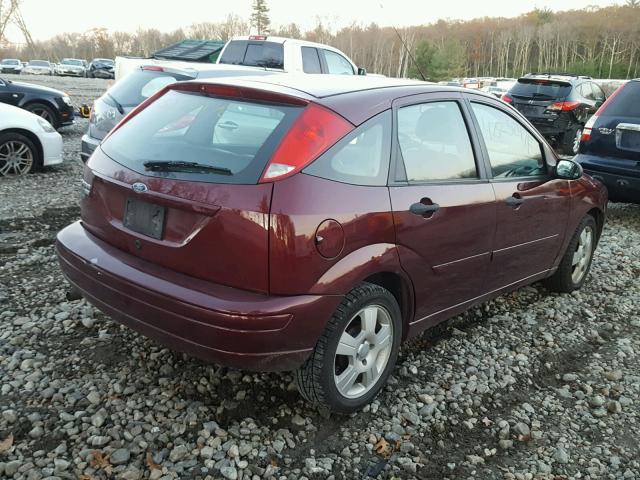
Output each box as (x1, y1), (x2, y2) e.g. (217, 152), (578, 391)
(141, 65), (164, 72)
(501, 94), (513, 104)
(259, 103), (354, 182)
(249, 35), (267, 41)
(546, 101), (581, 112)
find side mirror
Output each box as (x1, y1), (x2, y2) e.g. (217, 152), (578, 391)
(555, 159), (583, 180)
(357, 67), (367, 76)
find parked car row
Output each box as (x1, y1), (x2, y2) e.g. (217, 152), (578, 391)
(1, 57), (115, 79)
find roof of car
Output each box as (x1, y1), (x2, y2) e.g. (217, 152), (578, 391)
(197, 74), (431, 99)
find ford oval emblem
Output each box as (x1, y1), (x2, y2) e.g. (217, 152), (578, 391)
(132, 182), (148, 193)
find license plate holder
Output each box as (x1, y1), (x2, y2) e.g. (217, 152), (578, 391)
(616, 125), (640, 153)
(123, 198), (166, 240)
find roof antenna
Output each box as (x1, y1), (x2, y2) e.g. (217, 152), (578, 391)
(379, 2), (427, 81)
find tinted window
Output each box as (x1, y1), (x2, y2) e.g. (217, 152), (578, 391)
(304, 110), (391, 186)
(398, 102), (477, 182)
(101, 90), (301, 185)
(29, 60), (49, 67)
(322, 50), (354, 75)
(219, 41), (284, 69)
(603, 82), (640, 117)
(471, 103), (545, 178)
(510, 79), (571, 100)
(108, 69), (192, 107)
(301, 47), (322, 74)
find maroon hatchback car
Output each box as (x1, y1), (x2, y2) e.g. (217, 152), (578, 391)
(57, 76), (607, 412)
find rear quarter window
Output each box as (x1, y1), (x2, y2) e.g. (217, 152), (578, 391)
(303, 110), (391, 186)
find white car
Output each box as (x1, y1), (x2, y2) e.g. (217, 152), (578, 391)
(23, 60), (54, 75)
(56, 58), (87, 77)
(0, 103), (63, 176)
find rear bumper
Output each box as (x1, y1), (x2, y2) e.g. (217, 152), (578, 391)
(576, 154), (640, 202)
(56, 221), (342, 371)
(80, 133), (99, 163)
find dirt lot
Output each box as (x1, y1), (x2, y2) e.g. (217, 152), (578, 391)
(0, 75), (639, 480)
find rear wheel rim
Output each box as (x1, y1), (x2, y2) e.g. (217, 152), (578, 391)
(30, 106), (54, 125)
(572, 128), (582, 155)
(0, 140), (34, 176)
(333, 305), (393, 399)
(571, 225), (594, 283)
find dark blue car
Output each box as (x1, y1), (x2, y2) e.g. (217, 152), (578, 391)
(576, 80), (640, 204)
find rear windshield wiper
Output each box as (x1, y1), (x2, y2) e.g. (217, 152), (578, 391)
(143, 160), (232, 175)
(106, 93), (125, 114)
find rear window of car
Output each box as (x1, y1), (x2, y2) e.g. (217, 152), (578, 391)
(602, 82), (640, 118)
(29, 61), (49, 67)
(511, 79), (571, 99)
(100, 89), (301, 184)
(107, 69), (193, 107)
(62, 59), (83, 66)
(219, 41), (284, 69)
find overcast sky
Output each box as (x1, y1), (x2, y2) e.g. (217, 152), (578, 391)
(3, 0), (620, 43)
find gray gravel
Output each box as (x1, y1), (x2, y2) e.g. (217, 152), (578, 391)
(1, 76), (640, 479)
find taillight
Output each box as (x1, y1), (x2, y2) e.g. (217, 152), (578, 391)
(141, 65), (164, 72)
(546, 101), (581, 112)
(259, 103), (354, 182)
(581, 115), (598, 143)
(501, 94), (513, 104)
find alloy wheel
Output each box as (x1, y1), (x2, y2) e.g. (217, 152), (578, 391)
(30, 107), (54, 125)
(0, 140), (34, 176)
(333, 305), (394, 399)
(571, 225), (594, 283)
(572, 128), (583, 155)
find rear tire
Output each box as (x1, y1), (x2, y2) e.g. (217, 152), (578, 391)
(295, 282), (402, 413)
(545, 215), (597, 293)
(561, 124), (583, 156)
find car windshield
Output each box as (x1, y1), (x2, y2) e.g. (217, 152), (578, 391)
(602, 82), (640, 118)
(511, 79), (571, 99)
(29, 60), (49, 67)
(101, 89), (301, 184)
(62, 59), (83, 66)
(2, 59), (19, 65)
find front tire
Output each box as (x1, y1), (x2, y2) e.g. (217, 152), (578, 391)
(295, 283), (402, 413)
(0, 132), (40, 176)
(545, 215), (597, 293)
(25, 103), (58, 129)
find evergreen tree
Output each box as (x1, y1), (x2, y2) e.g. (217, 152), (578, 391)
(250, 0), (271, 35)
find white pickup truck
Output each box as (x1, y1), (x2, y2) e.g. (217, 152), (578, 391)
(115, 35), (366, 81)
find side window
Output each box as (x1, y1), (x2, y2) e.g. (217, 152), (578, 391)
(397, 101), (477, 182)
(591, 83), (606, 102)
(301, 47), (322, 74)
(322, 50), (354, 75)
(471, 102), (545, 178)
(579, 83), (595, 100)
(303, 110), (391, 186)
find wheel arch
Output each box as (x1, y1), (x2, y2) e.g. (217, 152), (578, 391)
(361, 271), (415, 340)
(586, 206), (605, 244)
(0, 128), (43, 167)
(21, 98), (60, 125)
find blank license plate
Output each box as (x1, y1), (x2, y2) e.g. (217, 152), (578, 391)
(123, 198), (165, 240)
(618, 130), (640, 152)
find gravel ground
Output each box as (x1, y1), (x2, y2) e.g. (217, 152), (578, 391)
(1, 76), (640, 480)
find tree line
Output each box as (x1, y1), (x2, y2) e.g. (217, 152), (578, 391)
(0, 3), (638, 81)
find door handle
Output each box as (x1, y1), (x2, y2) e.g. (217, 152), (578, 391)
(410, 201), (440, 217)
(218, 121), (239, 130)
(505, 195), (525, 207)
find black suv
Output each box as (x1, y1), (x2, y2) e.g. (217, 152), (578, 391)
(576, 79), (640, 204)
(502, 74), (606, 155)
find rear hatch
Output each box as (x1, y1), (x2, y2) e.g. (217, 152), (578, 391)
(508, 78), (572, 121)
(89, 68), (196, 141)
(83, 83), (305, 293)
(581, 81), (640, 164)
